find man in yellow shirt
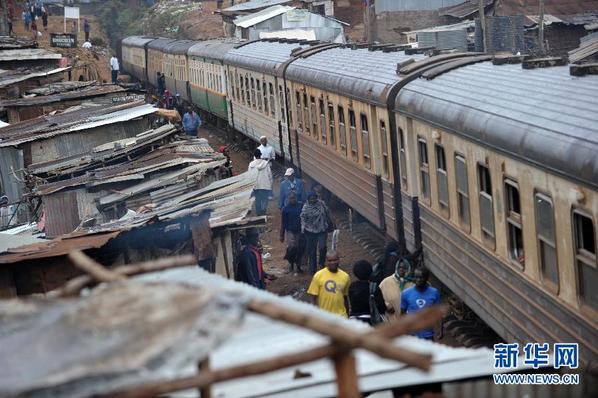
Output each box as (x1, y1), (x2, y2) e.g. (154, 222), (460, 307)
(307, 251), (350, 317)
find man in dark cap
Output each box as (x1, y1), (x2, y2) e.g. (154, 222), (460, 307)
(237, 228), (265, 289)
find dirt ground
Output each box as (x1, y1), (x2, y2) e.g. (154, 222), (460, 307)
(196, 124), (375, 300)
(10, 10), (113, 83)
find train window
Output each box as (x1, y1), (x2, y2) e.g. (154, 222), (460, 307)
(245, 75), (250, 105)
(573, 211), (597, 310)
(303, 93), (310, 134)
(256, 79), (263, 112)
(295, 91), (302, 130)
(285, 88), (291, 124)
(310, 96), (317, 138)
(477, 164), (495, 245)
(505, 180), (524, 267)
(535, 193), (558, 291)
(250, 78), (256, 109)
(319, 99), (327, 144)
(338, 106), (347, 155)
(418, 138), (430, 201)
(235, 72), (240, 101)
(328, 103), (335, 147)
(263, 81), (269, 115)
(240, 75), (245, 104)
(269, 83), (276, 118)
(454, 154), (470, 230)
(349, 110), (358, 161)
(399, 128), (407, 188)
(435, 145), (449, 213)
(360, 114), (371, 168)
(380, 121), (389, 179)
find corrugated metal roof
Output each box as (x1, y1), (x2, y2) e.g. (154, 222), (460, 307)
(0, 232), (45, 254)
(164, 40), (198, 55)
(396, 61), (598, 190)
(260, 29), (317, 41)
(439, 0), (494, 19)
(147, 38), (179, 52)
(0, 48), (63, 62)
(569, 34), (598, 63)
(136, 266), (546, 398)
(286, 47), (426, 106)
(121, 36), (158, 48)
(188, 39), (241, 60)
(223, 0), (292, 13)
(0, 67), (69, 88)
(0, 103), (156, 147)
(495, 0), (598, 18)
(224, 40), (312, 76)
(234, 5), (295, 28)
(0, 84), (127, 107)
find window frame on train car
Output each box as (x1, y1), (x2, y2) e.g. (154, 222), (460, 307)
(504, 178), (525, 269)
(310, 96), (318, 139)
(380, 120), (389, 180)
(477, 162), (495, 249)
(349, 109), (358, 162)
(262, 80), (269, 115)
(250, 77), (256, 109)
(338, 105), (347, 155)
(319, 98), (327, 144)
(303, 92), (310, 134)
(285, 87), (291, 125)
(434, 144), (449, 216)
(399, 128), (408, 190)
(534, 192), (559, 294)
(454, 153), (470, 232)
(295, 90), (302, 130)
(327, 102), (336, 148)
(256, 78), (263, 112)
(270, 83), (276, 118)
(235, 72), (241, 102)
(240, 72), (246, 104)
(360, 113), (371, 169)
(572, 209), (597, 312)
(417, 137), (430, 203)
(245, 75), (250, 105)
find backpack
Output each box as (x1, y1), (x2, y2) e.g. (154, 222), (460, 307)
(369, 282), (384, 325)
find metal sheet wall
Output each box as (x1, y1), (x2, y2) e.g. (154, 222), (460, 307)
(375, 0), (463, 13)
(0, 147), (24, 204)
(418, 29), (468, 51)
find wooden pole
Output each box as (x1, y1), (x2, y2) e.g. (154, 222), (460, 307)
(56, 254), (196, 297)
(198, 358), (211, 398)
(101, 307), (445, 398)
(67, 251), (124, 282)
(539, 0), (545, 53)
(479, 0), (487, 52)
(333, 352), (361, 398)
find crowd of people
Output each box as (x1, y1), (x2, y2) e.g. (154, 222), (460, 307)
(237, 136), (442, 340)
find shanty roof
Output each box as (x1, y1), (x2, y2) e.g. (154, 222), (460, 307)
(135, 266), (546, 397)
(404, 20), (476, 35)
(494, 0), (598, 18)
(0, 36), (37, 50)
(188, 39), (242, 61)
(223, 0), (292, 13)
(395, 61), (598, 190)
(286, 46), (426, 106)
(233, 5), (295, 28)
(0, 102), (156, 147)
(224, 39), (314, 76)
(569, 34), (598, 63)
(0, 48), (62, 62)
(0, 67), (69, 88)
(0, 231), (45, 254)
(0, 83), (128, 108)
(439, 0), (494, 19)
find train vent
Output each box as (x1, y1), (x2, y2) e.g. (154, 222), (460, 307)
(492, 54), (525, 65)
(569, 63), (598, 76)
(405, 46), (435, 55)
(521, 55), (568, 69)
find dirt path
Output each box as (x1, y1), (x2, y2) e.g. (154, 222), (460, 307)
(197, 125), (375, 300)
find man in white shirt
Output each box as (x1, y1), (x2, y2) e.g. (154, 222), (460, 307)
(257, 136), (275, 162)
(110, 55), (119, 84)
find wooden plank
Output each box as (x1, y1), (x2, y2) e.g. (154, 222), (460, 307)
(333, 353), (360, 398)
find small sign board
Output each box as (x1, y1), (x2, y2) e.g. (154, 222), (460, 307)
(64, 6), (80, 19)
(50, 33), (77, 48)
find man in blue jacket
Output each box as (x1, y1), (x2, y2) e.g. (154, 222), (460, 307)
(182, 107), (201, 136)
(280, 191), (304, 273)
(237, 229), (265, 289)
(278, 167), (304, 209)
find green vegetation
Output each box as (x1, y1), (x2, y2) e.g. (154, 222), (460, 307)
(96, 1), (147, 51)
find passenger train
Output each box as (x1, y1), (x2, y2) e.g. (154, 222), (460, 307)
(121, 36), (598, 364)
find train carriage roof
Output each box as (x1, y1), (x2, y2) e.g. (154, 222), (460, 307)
(163, 40), (198, 55)
(188, 39), (242, 61)
(395, 62), (598, 190)
(147, 38), (180, 52)
(121, 36), (157, 48)
(286, 46), (426, 107)
(223, 40), (312, 77)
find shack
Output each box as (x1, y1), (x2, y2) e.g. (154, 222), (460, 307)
(0, 48), (63, 69)
(0, 66), (69, 99)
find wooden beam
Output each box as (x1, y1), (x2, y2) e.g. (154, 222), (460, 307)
(67, 251), (124, 283)
(333, 352), (360, 398)
(198, 358), (211, 398)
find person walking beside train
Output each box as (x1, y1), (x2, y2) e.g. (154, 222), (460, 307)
(156, 72), (165, 98)
(301, 192), (333, 274)
(182, 107), (201, 136)
(348, 260), (387, 325)
(248, 149), (273, 216)
(379, 260), (413, 320)
(280, 191), (304, 274)
(257, 136), (275, 162)
(279, 168), (304, 209)
(110, 54), (119, 84)
(307, 251), (350, 317)
(401, 267), (440, 340)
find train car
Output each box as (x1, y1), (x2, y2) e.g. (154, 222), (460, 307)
(394, 59), (598, 363)
(121, 36), (156, 83)
(223, 39), (318, 160)
(147, 38), (178, 89)
(285, 44), (424, 242)
(187, 39), (240, 122)
(162, 40), (196, 101)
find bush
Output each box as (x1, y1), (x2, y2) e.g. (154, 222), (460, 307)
(90, 37), (106, 47)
